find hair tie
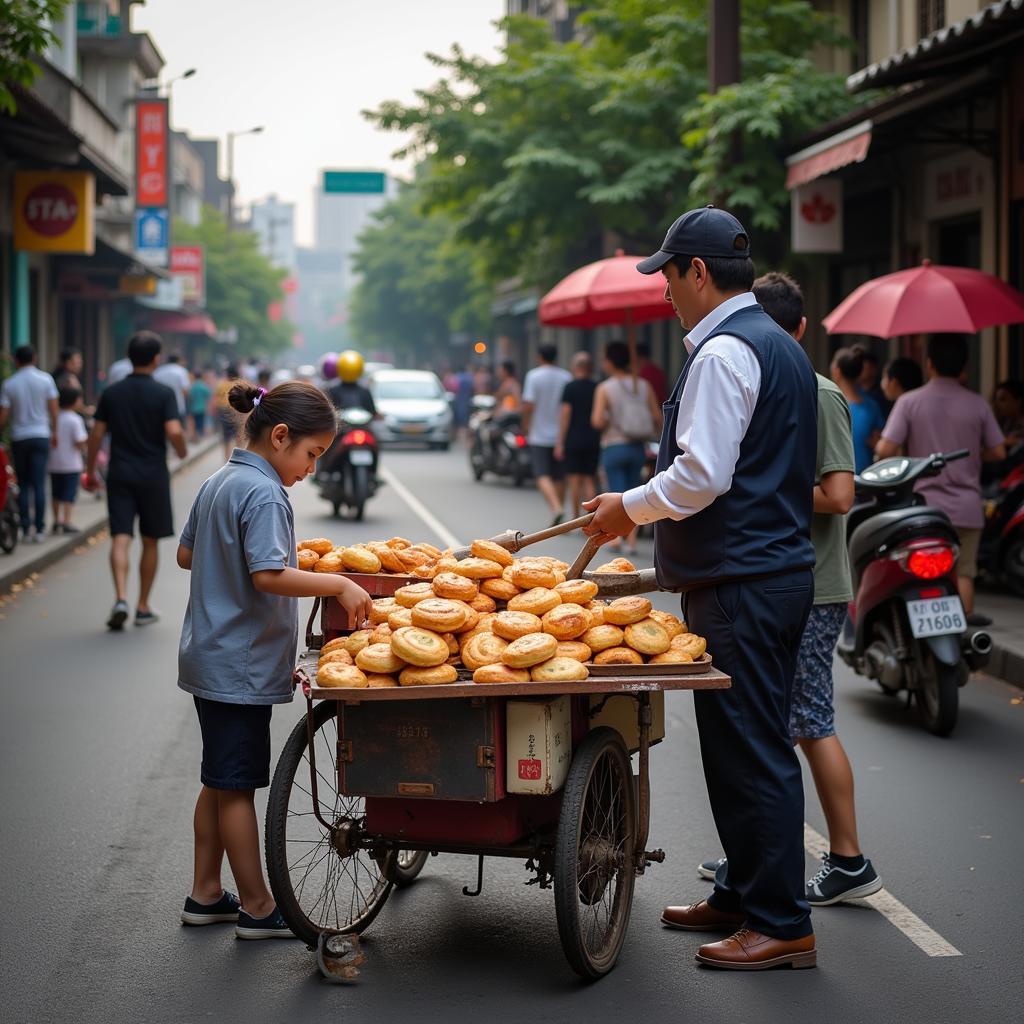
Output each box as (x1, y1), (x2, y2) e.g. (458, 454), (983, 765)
(252, 386), (267, 408)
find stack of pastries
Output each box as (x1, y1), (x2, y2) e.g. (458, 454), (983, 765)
(296, 536), (452, 576)
(314, 538), (708, 689)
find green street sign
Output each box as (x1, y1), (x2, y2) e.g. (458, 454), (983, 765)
(322, 171), (386, 195)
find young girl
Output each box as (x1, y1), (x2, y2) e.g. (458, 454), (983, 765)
(176, 380), (372, 938)
(49, 386), (88, 533)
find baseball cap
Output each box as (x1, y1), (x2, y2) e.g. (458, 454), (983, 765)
(636, 205), (751, 275)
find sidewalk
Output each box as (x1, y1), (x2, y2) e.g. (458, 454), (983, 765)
(0, 436), (220, 596)
(975, 586), (1024, 690)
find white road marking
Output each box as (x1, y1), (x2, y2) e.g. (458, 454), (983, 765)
(380, 466), (462, 550)
(803, 823), (962, 957)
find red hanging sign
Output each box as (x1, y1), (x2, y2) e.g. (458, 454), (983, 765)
(136, 99), (169, 208)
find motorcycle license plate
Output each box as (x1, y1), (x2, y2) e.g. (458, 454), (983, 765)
(905, 596), (966, 638)
(349, 449), (374, 465)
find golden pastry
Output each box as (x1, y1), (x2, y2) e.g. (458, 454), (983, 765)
(530, 656), (589, 682)
(390, 626), (450, 667)
(586, 600), (606, 625)
(394, 582), (436, 608)
(649, 650), (694, 665)
(365, 673), (399, 688)
(502, 631), (559, 668)
(451, 602), (480, 633)
(510, 561), (557, 590)
(411, 598), (468, 632)
(297, 549), (320, 571)
(313, 550), (345, 574)
(298, 538), (334, 556)
(369, 622), (393, 645)
(431, 571), (478, 602)
(367, 541), (405, 573)
(452, 556), (505, 579)
(470, 538), (515, 567)
(356, 643), (407, 674)
(493, 610), (543, 640)
(440, 632), (460, 656)
(581, 623), (625, 653)
(399, 663), (459, 686)
(551, 568), (566, 585)
(317, 663), (368, 688)
(554, 578), (598, 604)
(320, 635), (351, 655)
(339, 628), (373, 655)
(341, 545), (382, 574)
(411, 564), (440, 579)
(385, 536), (412, 550)
(624, 618), (672, 656)
(507, 586), (561, 615)
(469, 593), (497, 614)
(473, 663), (531, 684)
(648, 608), (685, 639)
(501, 563), (518, 584)
(593, 557), (637, 573)
(397, 547), (433, 569)
(593, 646), (644, 665)
(461, 632), (509, 671)
(414, 541), (444, 559)
(369, 598), (398, 625)
(387, 607), (414, 630)
(671, 633), (707, 660)
(541, 603), (589, 641)
(604, 595), (653, 626)
(555, 640), (592, 663)
(481, 577), (520, 601)
(318, 648), (354, 667)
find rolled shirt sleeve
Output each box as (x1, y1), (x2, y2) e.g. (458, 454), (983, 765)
(242, 500), (295, 573)
(623, 337), (761, 525)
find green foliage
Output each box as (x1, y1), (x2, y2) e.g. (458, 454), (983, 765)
(174, 207), (293, 358)
(364, 0), (862, 286)
(348, 178), (493, 357)
(0, 0), (71, 114)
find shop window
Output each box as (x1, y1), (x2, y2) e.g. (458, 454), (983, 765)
(918, 0), (945, 39)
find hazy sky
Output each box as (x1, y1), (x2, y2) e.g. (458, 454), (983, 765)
(133, 0), (505, 245)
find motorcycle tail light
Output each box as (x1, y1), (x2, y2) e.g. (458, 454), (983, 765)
(514, 434), (527, 448)
(903, 544), (956, 579)
(918, 587), (944, 599)
(342, 429), (373, 447)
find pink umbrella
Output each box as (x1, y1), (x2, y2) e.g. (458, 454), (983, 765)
(823, 260), (1024, 338)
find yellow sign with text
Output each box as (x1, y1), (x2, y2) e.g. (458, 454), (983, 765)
(14, 171), (95, 254)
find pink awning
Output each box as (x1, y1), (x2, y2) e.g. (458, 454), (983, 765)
(146, 311), (217, 337)
(785, 121), (872, 189)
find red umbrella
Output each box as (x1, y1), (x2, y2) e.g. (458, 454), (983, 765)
(823, 260), (1024, 338)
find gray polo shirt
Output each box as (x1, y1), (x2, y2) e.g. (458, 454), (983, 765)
(178, 448), (298, 705)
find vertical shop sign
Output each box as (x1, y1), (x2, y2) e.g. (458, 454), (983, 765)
(791, 178), (843, 253)
(170, 245), (205, 306)
(136, 99), (169, 207)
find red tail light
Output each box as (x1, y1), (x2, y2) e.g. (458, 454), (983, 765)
(905, 545), (955, 579)
(342, 429), (373, 446)
(514, 434), (527, 448)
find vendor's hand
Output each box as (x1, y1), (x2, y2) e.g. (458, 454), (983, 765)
(582, 492), (635, 544)
(553, 444), (564, 461)
(332, 576), (374, 629)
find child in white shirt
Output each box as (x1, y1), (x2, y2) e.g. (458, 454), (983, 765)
(49, 387), (88, 533)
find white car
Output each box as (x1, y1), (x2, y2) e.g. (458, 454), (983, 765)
(370, 370), (453, 449)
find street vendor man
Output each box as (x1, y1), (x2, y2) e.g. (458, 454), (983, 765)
(583, 206), (819, 971)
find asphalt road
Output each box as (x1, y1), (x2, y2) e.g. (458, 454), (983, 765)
(2, 443), (1022, 1024)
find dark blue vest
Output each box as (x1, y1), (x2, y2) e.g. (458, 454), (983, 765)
(654, 303), (817, 591)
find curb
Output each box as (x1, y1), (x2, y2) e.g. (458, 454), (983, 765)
(0, 436), (219, 596)
(985, 641), (1024, 691)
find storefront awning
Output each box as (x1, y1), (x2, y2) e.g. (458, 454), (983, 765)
(785, 121), (872, 190)
(146, 311), (217, 337)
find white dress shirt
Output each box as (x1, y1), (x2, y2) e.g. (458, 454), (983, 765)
(623, 292), (762, 525)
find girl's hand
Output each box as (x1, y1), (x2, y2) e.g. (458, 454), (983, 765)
(332, 576), (374, 629)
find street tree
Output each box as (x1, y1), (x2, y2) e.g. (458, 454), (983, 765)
(174, 207), (293, 359)
(0, 0), (72, 114)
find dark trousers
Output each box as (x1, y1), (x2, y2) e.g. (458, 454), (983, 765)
(684, 568), (814, 940)
(12, 437), (50, 533)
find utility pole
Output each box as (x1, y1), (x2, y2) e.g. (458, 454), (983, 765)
(225, 126), (264, 231)
(709, 0), (740, 93)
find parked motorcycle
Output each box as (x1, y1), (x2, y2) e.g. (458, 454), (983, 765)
(837, 450), (992, 737)
(979, 446), (1024, 597)
(314, 407), (379, 521)
(468, 395), (532, 487)
(0, 447), (19, 554)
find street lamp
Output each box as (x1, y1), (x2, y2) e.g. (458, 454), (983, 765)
(163, 67), (197, 98)
(226, 126), (265, 230)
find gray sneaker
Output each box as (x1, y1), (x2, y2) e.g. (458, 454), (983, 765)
(806, 855), (882, 906)
(107, 600), (129, 631)
(134, 608), (160, 627)
(697, 856), (727, 881)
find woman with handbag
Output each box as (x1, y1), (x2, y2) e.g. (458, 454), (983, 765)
(591, 340), (662, 554)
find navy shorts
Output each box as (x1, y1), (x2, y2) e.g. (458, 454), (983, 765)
(50, 471), (80, 503)
(788, 602), (846, 740)
(529, 445), (565, 481)
(564, 446), (600, 476)
(107, 474), (173, 538)
(193, 696), (273, 790)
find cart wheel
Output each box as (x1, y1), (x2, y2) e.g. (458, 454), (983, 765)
(391, 849), (429, 887)
(553, 727), (637, 981)
(266, 701), (395, 946)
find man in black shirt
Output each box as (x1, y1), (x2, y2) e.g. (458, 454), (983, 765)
(86, 331), (186, 630)
(555, 352), (601, 517)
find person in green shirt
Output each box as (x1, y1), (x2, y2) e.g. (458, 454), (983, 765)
(697, 272), (883, 907)
(188, 369), (213, 443)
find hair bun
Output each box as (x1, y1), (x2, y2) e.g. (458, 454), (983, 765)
(227, 381), (261, 414)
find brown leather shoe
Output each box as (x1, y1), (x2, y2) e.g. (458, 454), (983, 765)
(661, 899), (746, 932)
(696, 929), (817, 970)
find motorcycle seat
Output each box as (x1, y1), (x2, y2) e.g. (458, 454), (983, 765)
(848, 506), (958, 573)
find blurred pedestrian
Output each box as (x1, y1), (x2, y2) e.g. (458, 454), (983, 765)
(176, 380), (371, 940)
(85, 331), (187, 631)
(154, 352), (192, 419)
(591, 340), (661, 554)
(0, 345), (58, 543)
(51, 348), (83, 391)
(106, 353), (133, 387)
(522, 344), (572, 525)
(555, 352), (601, 518)
(494, 360), (521, 411)
(992, 380), (1023, 453)
(855, 346), (890, 416)
(48, 386), (88, 534)
(876, 334), (1006, 624)
(881, 357), (923, 405)
(188, 368), (212, 442)
(831, 347), (884, 473)
(453, 365), (475, 439)
(636, 340), (667, 405)
(473, 364), (492, 396)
